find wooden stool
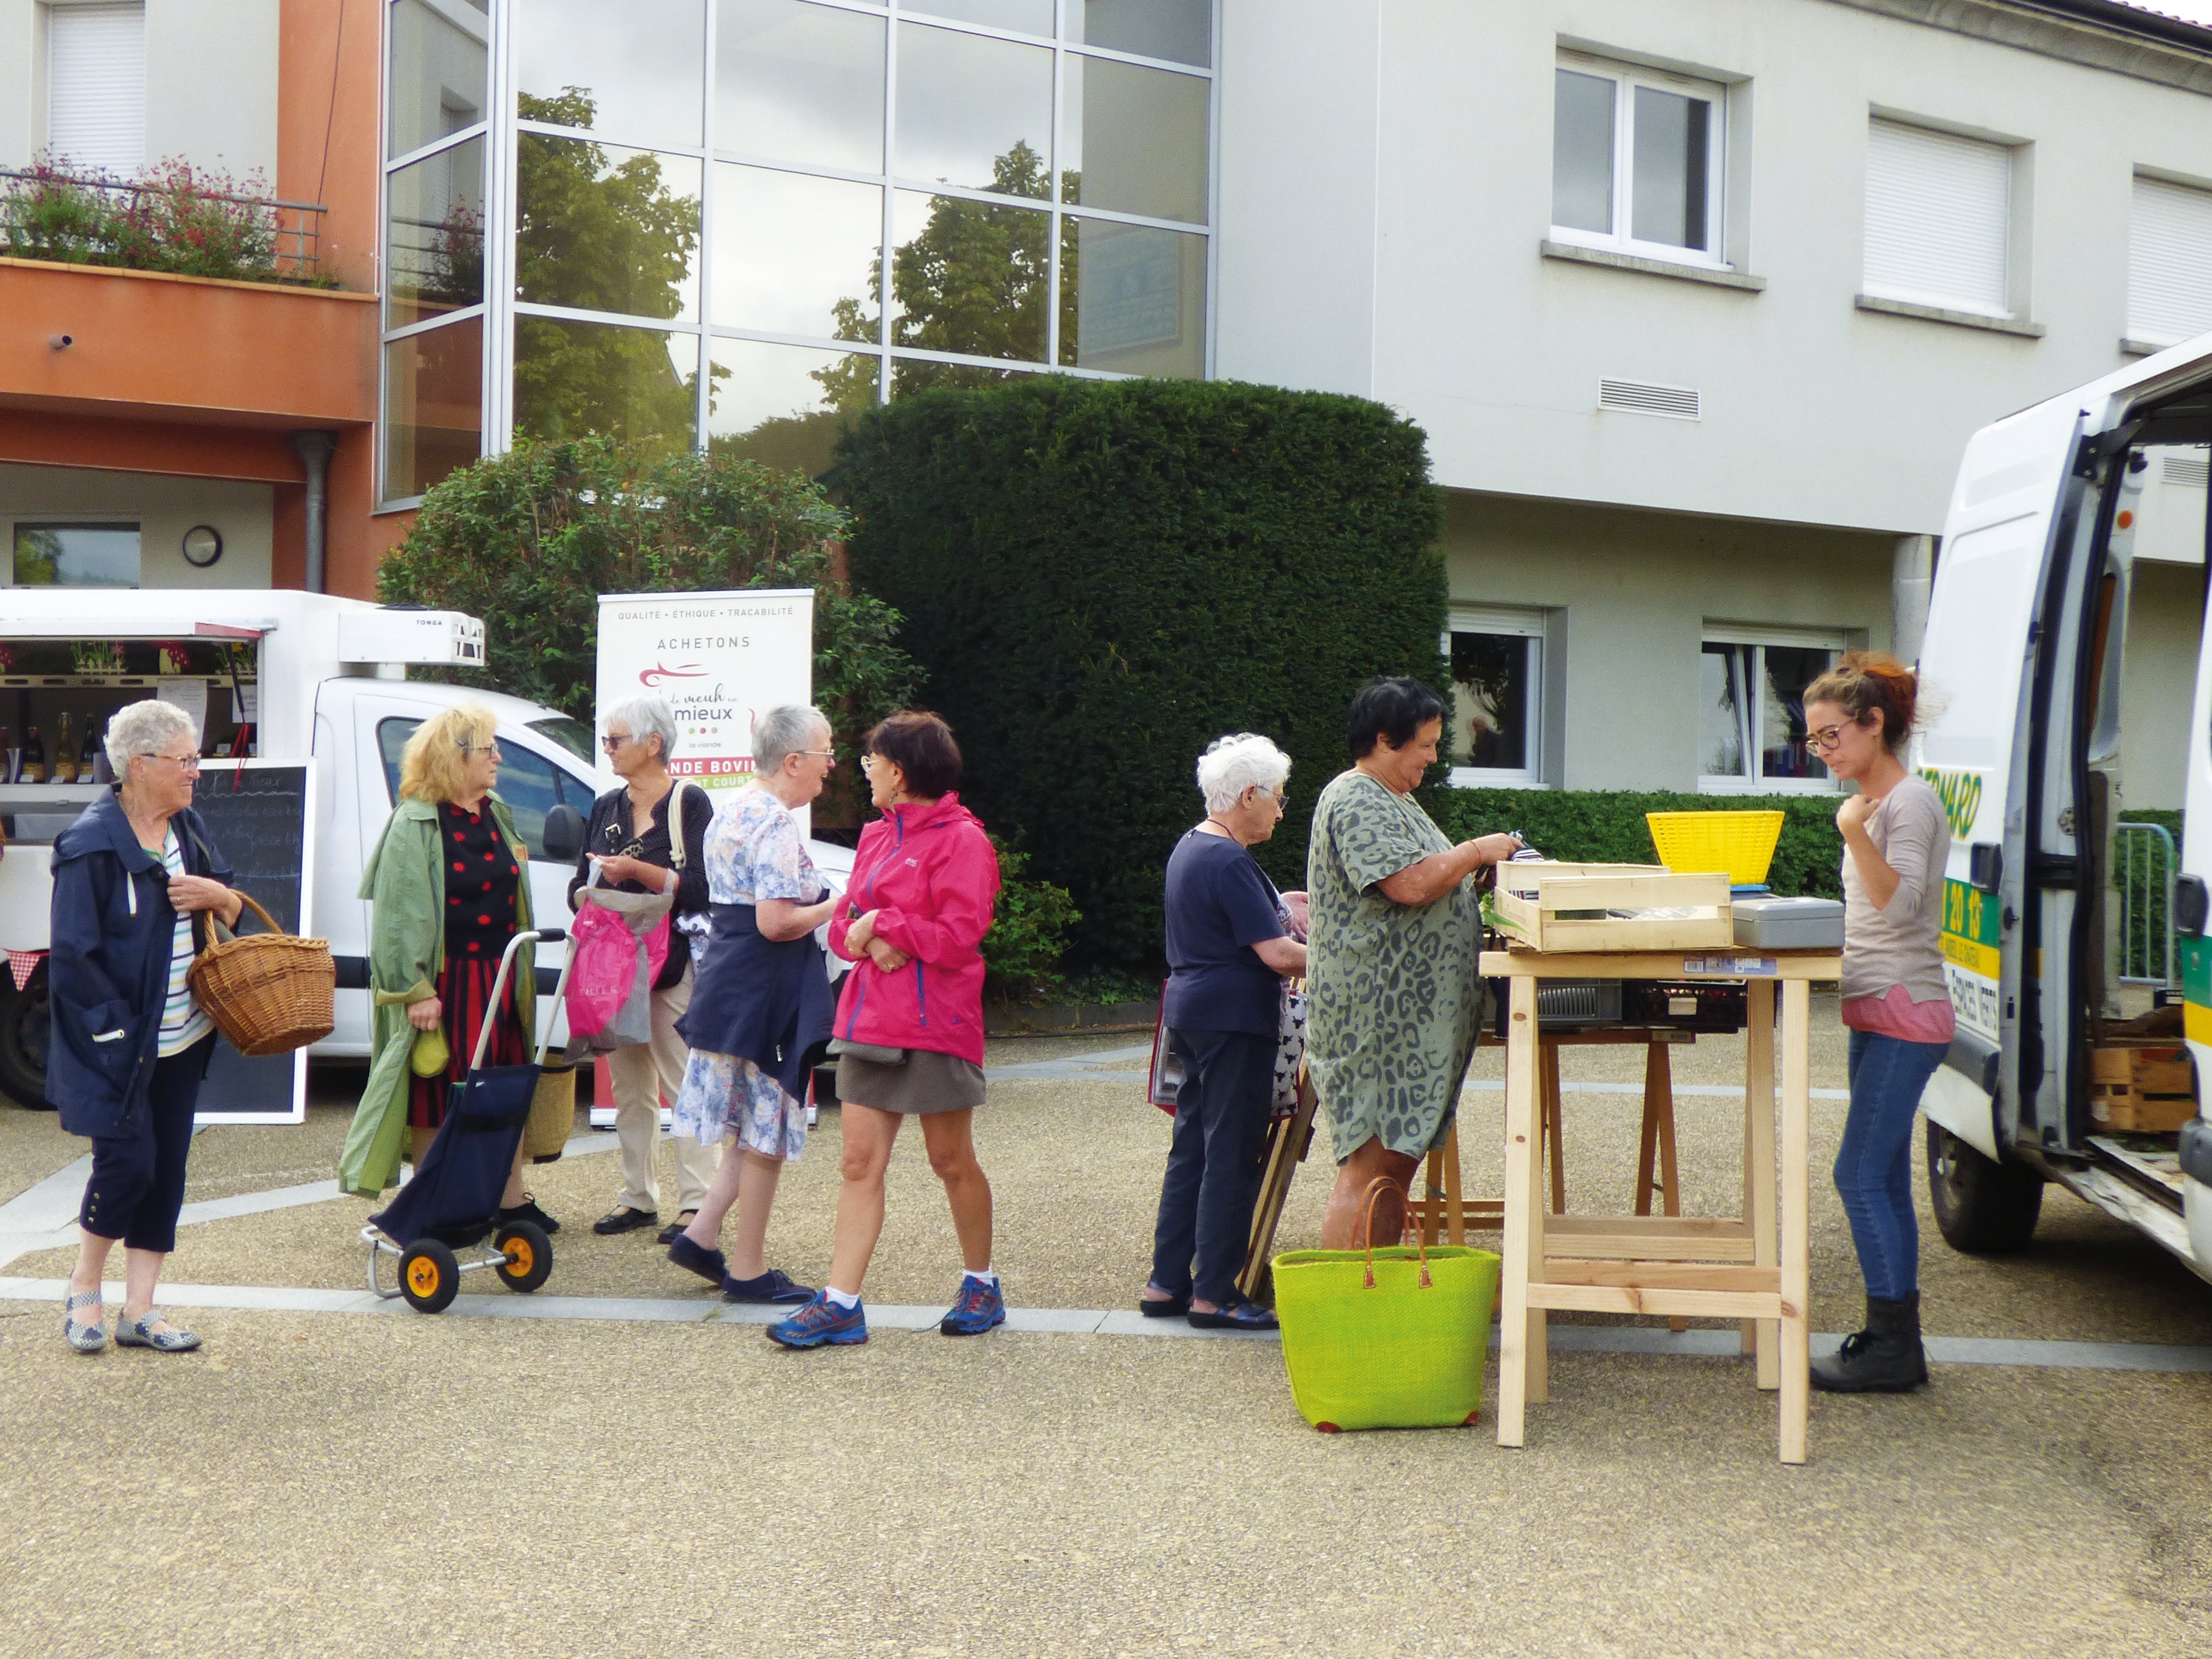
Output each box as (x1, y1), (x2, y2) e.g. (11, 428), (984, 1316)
(1407, 1033), (1686, 1247)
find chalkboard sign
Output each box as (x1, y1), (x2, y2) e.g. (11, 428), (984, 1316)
(190, 759), (314, 1124)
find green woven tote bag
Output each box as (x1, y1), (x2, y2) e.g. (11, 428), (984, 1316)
(1273, 1177), (1501, 1432)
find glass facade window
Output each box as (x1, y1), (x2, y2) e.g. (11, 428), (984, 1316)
(892, 189), (1050, 361)
(514, 317), (700, 460)
(516, 134), (702, 321)
(1062, 216), (1204, 377)
(1070, 0), (1210, 67)
(894, 24), (1053, 197)
(709, 337), (878, 478)
(1062, 52), (1208, 223)
(716, 0), (886, 173)
(914, 0), (1051, 34)
(380, 0), (1214, 505)
(712, 164), (882, 337)
(514, 0), (706, 149)
(389, 0), (488, 160)
(386, 134), (485, 330)
(383, 317), (485, 501)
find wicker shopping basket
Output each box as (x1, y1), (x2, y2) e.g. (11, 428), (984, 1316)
(187, 891), (337, 1057)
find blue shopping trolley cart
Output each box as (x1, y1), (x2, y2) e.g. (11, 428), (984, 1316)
(364, 926), (571, 1313)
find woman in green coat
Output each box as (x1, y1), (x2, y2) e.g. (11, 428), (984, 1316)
(338, 704), (546, 1226)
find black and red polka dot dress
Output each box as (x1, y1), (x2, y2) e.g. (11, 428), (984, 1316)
(408, 800), (529, 1129)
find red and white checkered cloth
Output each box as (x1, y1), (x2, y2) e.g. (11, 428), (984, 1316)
(7, 950), (43, 992)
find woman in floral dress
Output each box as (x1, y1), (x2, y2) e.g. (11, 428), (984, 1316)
(663, 705), (840, 1302)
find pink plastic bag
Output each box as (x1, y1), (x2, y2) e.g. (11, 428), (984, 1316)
(565, 895), (671, 1041)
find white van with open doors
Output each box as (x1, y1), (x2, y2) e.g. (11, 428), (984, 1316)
(1917, 337), (2212, 1280)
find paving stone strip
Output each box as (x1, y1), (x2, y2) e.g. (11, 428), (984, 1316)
(0, 1274), (2206, 1371)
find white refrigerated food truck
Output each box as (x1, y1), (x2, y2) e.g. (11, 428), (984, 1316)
(1914, 336), (2212, 1281)
(0, 590), (602, 1113)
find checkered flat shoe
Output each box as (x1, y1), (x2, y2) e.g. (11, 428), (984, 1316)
(114, 1310), (200, 1353)
(63, 1290), (106, 1354)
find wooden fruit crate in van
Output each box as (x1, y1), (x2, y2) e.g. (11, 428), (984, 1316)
(1491, 863), (1734, 953)
(2089, 1044), (2198, 1133)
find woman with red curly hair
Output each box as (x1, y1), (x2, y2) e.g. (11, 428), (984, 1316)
(1800, 654), (1952, 1394)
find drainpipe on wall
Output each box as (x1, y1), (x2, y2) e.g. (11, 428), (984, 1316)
(1892, 533), (1935, 666)
(291, 431), (338, 593)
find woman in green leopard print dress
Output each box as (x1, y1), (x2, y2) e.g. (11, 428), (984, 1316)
(1306, 679), (1522, 1248)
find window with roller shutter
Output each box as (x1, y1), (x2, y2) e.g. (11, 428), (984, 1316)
(2127, 174), (2212, 350)
(46, 0), (146, 177)
(1862, 118), (2015, 319)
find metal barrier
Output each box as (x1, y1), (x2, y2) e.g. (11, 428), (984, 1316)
(2115, 821), (2178, 988)
(0, 166), (326, 281)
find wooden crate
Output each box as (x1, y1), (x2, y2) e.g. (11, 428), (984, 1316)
(1492, 862), (1733, 953)
(2089, 1044), (2199, 1132)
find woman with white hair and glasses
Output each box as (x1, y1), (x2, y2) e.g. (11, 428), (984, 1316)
(1139, 733), (1309, 1331)
(50, 698), (241, 1353)
(572, 694), (719, 1243)
(663, 704), (841, 1303)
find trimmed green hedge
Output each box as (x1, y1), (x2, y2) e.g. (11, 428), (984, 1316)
(1429, 788), (1849, 899)
(834, 376), (1446, 971)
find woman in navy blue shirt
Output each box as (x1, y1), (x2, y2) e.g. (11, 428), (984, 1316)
(1141, 734), (1308, 1330)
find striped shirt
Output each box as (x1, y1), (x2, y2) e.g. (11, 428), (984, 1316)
(156, 827), (214, 1057)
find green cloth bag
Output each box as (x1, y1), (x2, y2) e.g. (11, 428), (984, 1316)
(1273, 1178), (1501, 1432)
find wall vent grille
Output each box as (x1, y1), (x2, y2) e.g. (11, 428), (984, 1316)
(1599, 378), (1701, 420)
(2161, 451), (2210, 489)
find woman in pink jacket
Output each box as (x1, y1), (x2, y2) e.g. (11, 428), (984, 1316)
(768, 711), (1004, 1349)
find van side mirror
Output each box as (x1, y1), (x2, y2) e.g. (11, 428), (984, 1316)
(541, 804), (586, 864)
(1969, 843), (2004, 893)
(2178, 875), (2209, 938)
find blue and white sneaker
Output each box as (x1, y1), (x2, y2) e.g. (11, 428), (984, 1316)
(766, 1291), (868, 1348)
(939, 1273), (1007, 1336)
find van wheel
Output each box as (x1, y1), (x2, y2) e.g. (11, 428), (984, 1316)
(0, 962), (53, 1109)
(1927, 1121), (2044, 1252)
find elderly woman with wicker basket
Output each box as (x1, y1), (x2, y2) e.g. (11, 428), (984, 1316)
(339, 705), (552, 1234)
(50, 698), (242, 1354)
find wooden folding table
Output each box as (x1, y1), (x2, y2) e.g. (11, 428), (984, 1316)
(1479, 946), (1842, 1465)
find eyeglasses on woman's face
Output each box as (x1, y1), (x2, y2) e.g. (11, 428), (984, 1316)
(1803, 722), (1857, 755)
(601, 731), (633, 752)
(139, 748), (201, 772)
(459, 741), (501, 760)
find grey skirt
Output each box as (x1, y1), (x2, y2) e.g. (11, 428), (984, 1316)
(836, 1047), (987, 1114)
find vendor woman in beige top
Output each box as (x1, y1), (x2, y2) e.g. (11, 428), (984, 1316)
(1800, 653), (1953, 1395)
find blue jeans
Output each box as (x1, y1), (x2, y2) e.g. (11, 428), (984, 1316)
(1149, 1028), (1276, 1307)
(1834, 1028), (1948, 1302)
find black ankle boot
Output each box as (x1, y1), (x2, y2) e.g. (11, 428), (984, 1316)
(1810, 1293), (1928, 1393)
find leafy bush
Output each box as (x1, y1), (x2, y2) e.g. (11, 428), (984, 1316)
(835, 376), (1446, 972)
(0, 157), (327, 285)
(1429, 787), (1850, 899)
(980, 836), (1081, 1001)
(377, 437), (916, 823)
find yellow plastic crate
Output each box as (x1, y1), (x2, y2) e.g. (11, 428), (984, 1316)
(1645, 810), (1786, 885)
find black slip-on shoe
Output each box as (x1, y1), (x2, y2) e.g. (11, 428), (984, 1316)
(592, 1206), (660, 1236)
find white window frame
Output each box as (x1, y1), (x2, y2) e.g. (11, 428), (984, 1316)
(1445, 605), (1547, 790)
(1550, 52), (1727, 272)
(1697, 624), (1845, 796)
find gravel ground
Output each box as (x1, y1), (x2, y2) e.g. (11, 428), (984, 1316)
(0, 1305), (2206, 1659)
(6, 1025), (2212, 1655)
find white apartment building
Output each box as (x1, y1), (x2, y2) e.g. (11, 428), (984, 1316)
(1216, 0), (2212, 805)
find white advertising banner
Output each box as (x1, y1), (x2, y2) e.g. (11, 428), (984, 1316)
(594, 589), (816, 803)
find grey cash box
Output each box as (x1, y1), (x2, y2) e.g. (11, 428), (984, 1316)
(1732, 895), (1845, 950)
